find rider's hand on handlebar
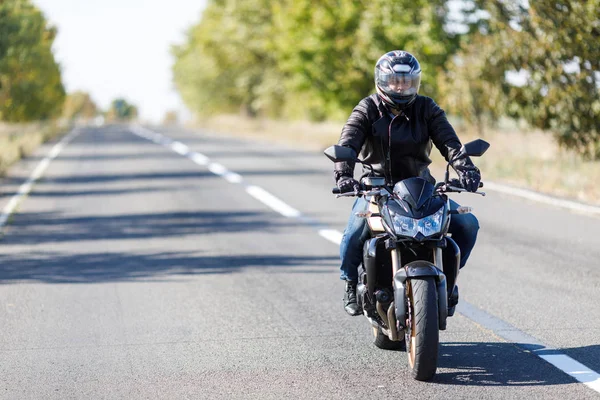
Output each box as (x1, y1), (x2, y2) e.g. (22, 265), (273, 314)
(455, 166), (481, 193)
(337, 176), (360, 194)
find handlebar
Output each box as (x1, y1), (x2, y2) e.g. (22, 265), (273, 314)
(441, 180), (485, 196)
(445, 179), (484, 189)
(332, 181), (486, 197)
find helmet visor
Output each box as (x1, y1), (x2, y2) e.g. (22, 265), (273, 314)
(376, 72), (421, 97)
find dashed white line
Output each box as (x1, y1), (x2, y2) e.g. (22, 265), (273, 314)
(318, 229), (343, 245)
(223, 172), (243, 184)
(170, 141), (190, 156)
(189, 152), (210, 166)
(208, 162), (229, 176)
(245, 185), (302, 218)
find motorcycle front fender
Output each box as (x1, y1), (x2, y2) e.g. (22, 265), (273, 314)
(394, 261), (448, 331)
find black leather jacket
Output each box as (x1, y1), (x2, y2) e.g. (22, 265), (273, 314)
(335, 94), (472, 184)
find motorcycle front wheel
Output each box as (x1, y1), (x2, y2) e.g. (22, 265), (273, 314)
(406, 277), (439, 381)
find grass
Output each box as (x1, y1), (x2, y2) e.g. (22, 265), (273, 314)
(0, 122), (66, 176)
(192, 114), (600, 206)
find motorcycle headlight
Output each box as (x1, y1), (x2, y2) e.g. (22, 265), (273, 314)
(391, 207), (445, 238)
(391, 214), (418, 237)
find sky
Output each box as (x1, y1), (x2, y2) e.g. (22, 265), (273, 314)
(35, 0), (207, 123)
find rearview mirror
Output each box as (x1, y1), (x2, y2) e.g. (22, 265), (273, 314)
(324, 145), (358, 163)
(445, 138), (490, 183)
(463, 139), (490, 157)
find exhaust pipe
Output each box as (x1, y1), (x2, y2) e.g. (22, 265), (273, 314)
(376, 301), (390, 328)
(375, 300), (402, 341)
(387, 301), (399, 341)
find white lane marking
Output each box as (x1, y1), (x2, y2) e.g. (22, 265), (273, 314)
(170, 141), (190, 156)
(459, 302), (600, 393)
(223, 172), (243, 184)
(207, 162), (244, 184)
(484, 181), (600, 216)
(189, 152), (210, 166)
(48, 143), (64, 159)
(208, 163), (228, 176)
(0, 128), (80, 231)
(245, 185), (302, 218)
(130, 126), (297, 218)
(31, 158), (51, 181)
(318, 229), (343, 245)
(159, 137), (173, 146)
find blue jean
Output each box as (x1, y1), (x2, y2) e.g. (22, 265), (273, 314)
(339, 197), (479, 282)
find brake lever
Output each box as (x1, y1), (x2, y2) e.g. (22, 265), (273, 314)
(335, 189), (383, 198)
(335, 192), (358, 198)
(447, 185), (486, 196)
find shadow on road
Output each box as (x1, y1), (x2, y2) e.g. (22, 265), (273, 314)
(36, 169), (323, 185)
(27, 187), (165, 198)
(0, 251), (338, 283)
(0, 208), (339, 283)
(536, 343), (600, 382)
(3, 210), (296, 244)
(434, 341), (598, 387)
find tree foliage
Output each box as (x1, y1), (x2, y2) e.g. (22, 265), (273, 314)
(62, 91), (98, 121)
(502, 1), (600, 158)
(443, 0), (600, 156)
(106, 98), (138, 122)
(0, 0), (65, 122)
(172, 0), (457, 121)
(172, 0), (282, 118)
(173, 0), (600, 157)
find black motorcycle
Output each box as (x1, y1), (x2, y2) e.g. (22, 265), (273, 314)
(324, 139), (490, 381)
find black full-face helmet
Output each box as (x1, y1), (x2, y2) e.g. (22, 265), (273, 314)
(375, 50), (421, 110)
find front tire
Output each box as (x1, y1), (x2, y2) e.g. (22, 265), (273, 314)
(406, 278), (439, 381)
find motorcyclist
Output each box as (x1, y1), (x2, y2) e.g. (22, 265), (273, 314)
(334, 50), (481, 316)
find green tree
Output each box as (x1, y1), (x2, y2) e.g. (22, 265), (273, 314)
(509, 1), (600, 158)
(272, 0), (459, 120)
(62, 91), (98, 121)
(0, 0), (65, 122)
(436, 33), (506, 136)
(454, 0), (600, 157)
(172, 0), (462, 122)
(106, 98), (138, 122)
(172, 0), (283, 118)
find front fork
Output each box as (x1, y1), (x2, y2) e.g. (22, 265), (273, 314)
(362, 238), (454, 337)
(392, 248), (449, 332)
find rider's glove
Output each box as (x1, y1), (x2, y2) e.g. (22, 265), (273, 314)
(455, 164), (481, 192)
(337, 176), (360, 194)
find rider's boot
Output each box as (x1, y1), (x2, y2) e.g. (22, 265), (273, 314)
(448, 285), (459, 317)
(343, 281), (361, 316)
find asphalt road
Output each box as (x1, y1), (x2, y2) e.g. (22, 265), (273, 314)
(0, 125), (598, 399)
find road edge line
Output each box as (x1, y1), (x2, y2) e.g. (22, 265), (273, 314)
(0, 128), (80, 231)
(484, 181), (600, 216)
(458, 302), (600, 393)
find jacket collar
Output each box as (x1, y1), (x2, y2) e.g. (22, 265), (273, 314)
(371, 94), (390, 119)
